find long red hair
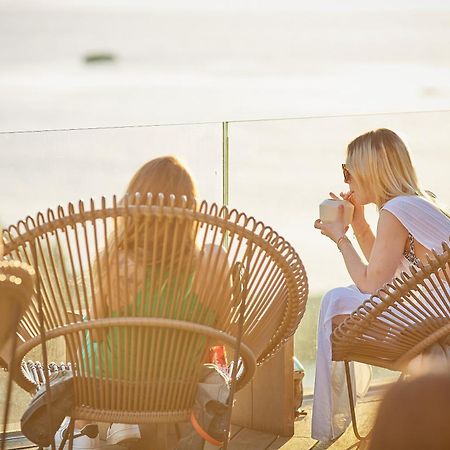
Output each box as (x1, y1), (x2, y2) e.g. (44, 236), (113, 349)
(95, 156), (198, 315)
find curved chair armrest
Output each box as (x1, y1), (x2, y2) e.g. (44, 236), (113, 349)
(13, 317), (257, 393)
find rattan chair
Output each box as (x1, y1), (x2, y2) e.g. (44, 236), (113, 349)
(0, 260), (35, 349)
(0, 260), (35, 447)
(332, 240), (450, 442)
(0, 194), (308, 449)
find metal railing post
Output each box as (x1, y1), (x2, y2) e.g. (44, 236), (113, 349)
(222, 121), (229, 208)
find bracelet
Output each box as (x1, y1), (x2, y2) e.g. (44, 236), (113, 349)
(336, 235), (350, 252)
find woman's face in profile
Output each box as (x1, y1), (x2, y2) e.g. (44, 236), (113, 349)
(346, 171), (373, 205)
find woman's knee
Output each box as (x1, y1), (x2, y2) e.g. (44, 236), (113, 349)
(321, 287), (349, 307)
(319, 286), (355, 318)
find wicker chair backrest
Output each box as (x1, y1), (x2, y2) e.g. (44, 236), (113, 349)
(2, 194), (308, 421)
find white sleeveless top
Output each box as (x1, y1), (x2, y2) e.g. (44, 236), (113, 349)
(382, 195), (450, 274)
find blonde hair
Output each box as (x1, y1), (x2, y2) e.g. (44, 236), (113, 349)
(346, 129), (450, 217)
(346, 128), (423, 208)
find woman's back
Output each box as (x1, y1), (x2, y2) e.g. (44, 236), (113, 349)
(382, 195), (450, 275)
(382, 195), (450, 250)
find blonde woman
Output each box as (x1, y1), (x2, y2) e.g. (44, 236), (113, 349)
(312, 129), (450, 441)
(56, 157), (230, 449)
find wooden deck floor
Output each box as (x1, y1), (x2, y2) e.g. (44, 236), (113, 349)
(3, 396), (381, 450)
(226, 394), (380, 450)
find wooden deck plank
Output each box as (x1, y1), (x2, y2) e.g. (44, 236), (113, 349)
(288, 396), (379, 449)
(230, 424), (243, 439)
(293, 409), (312, 438)
(264, 436), (291, 449)
(227, 394), (381, 450)
(227, 427), (278, 450)
(1, 434), (37, 450)
(266, 436), (317, 450)
(324, 398), (379, 450)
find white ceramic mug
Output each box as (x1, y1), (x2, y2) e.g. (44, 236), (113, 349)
(319, 199), (354, 227)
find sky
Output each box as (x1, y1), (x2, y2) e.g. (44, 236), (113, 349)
(4, 0), (450, 12)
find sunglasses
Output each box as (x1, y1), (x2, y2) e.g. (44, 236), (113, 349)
(342, 163), (351, 183)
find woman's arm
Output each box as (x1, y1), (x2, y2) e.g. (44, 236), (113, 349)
(352, 219), (375, 261)
(331, 191), (375, 260)
(315, 208), (408, 293)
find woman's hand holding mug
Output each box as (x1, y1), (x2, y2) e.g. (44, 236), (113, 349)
(315, 197), (352, 243)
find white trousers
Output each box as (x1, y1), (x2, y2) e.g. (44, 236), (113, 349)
(311, 286), (372, 441)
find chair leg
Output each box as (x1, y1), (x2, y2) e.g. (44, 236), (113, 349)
(344, 363), (406, 446)
(344, 361), (368, 442)
(222, 287), (247, 450)
(59, 417), (75, 450)
(0, 308), (21, 450)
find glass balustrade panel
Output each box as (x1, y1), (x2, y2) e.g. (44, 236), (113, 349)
(228, 111), (450, 393)
(0, 122), (222, 432)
